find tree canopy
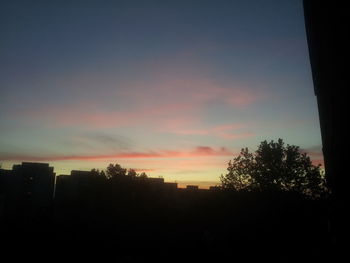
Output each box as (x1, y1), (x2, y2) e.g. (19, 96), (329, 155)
(106, 163), (127, 179)
(105, 163), (148, 179)
(220, 139), (327, 198)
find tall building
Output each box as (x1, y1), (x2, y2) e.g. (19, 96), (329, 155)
(12, 162), (56, 207)
(1, 162), (55, 209)
(0, 162), (56, 233)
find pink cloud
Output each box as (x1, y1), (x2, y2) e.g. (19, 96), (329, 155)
(15, 101), (196, 128)
(11, 72), (267, 150)
(192, 146), (232, 156)
(0, 146), (234, 162)
(13, 72), (266, 130)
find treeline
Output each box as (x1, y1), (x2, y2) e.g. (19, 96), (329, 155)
(87, 163), (149, 179)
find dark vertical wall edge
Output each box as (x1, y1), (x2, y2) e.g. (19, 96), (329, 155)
(303, 0), (349, 254)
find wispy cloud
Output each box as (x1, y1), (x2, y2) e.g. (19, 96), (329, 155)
(63, 133), (133, 152)
(161, 122), (255, 139)
(0, 146), (234, 162)
(14, 102), (197, 129)
(12, 73), (266, 130)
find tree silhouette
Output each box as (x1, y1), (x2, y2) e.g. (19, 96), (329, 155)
(104, 163), (148, 179)
(90, 168), (106, 177)
(220, 139), (327, 198)
(139, 172), (148, 179)
(127, 168), (137, 178)
(106, 163), (127, 179)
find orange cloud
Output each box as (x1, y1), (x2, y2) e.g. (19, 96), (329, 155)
(133, 168), (157, 173)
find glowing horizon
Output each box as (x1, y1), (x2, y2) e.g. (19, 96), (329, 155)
(0, 0), (323, 188)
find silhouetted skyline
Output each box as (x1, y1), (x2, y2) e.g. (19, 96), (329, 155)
(0, 161), (331, 261)
(0, 0), (323, 187)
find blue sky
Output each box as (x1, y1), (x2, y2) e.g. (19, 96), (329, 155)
(0, 0), (323, 187)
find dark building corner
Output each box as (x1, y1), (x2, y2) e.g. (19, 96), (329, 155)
(303, 0), (348, 254)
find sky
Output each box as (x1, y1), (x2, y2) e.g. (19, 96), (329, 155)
(0, 0), (323, 188)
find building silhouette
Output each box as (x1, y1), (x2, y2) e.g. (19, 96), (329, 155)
(186, 185), (199, 190)
(0, 161), (330, 261)
(0, 162), (55, 211)
(0, 162), (56, 240)
(303, 0), (348, 252)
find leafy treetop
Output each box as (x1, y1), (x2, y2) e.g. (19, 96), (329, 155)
(220, 139), (327, 199)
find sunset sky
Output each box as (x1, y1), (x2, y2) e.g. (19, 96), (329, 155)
(0, 0), (323, 188)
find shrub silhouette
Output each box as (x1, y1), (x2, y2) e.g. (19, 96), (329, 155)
(220, 139), (327, 198)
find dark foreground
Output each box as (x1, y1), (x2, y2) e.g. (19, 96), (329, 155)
(1, 188), (333, 262)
